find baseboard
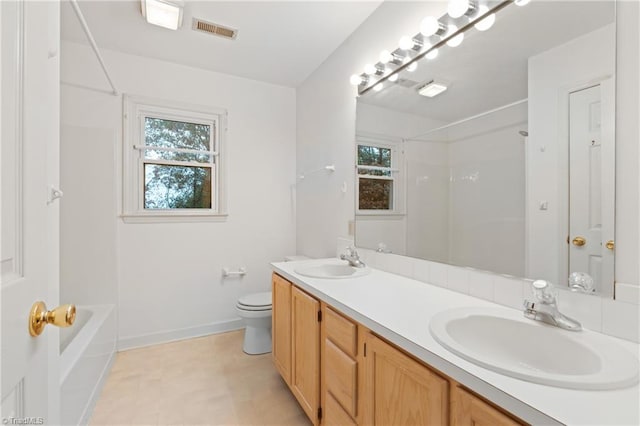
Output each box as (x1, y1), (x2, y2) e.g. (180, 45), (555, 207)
(79, 347), (116, 426)
(117, 318), (245, 351)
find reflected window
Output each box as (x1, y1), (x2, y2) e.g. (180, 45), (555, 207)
(357, 143), (398, 212)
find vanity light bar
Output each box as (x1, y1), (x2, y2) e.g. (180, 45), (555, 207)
(352, 0), (518, 96)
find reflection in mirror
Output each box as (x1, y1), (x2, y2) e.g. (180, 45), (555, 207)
(355, 1), (616, 296)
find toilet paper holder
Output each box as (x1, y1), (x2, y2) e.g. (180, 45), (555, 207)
(222, 267), (247, 277)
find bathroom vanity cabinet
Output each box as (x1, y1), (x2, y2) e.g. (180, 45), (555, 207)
(362, 332), (449, 425)
(272, 273), (321, 424)
(272, 273), (526, 426)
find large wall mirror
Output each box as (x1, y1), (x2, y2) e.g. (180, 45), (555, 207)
(354, 1), (616, 296)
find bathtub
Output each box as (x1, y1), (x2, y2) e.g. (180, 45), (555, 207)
(60, 304), (116, 426)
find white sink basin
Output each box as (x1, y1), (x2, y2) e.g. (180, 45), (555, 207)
(430, 307), (639, 390)
(294, 262), (370, 279)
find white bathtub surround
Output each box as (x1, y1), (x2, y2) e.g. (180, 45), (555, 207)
(60, 305), (116, 426)
(353, 247), (640, 344)
(61, 40), (296, 349)
(273, 260), (640, 425)
(616, 282), (640, 304)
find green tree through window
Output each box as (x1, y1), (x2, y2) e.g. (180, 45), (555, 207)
(143, 117), (213, 209)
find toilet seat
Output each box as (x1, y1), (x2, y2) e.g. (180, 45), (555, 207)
(237, 291), (272, 311)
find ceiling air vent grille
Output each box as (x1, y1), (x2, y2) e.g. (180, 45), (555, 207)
(192, 18), (238, 40)
(397, 78), (420, 89)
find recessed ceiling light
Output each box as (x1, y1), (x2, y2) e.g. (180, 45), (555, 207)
(418, 81), (448, 98)
(141, 0), (184, 30)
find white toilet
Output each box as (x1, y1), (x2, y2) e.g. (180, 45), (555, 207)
(236, 291), (272, 355)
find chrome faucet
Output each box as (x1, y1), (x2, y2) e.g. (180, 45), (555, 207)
(340, 247), (366, 268)
(523, 280), (582, 331)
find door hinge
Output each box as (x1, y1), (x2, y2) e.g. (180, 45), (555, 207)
(318, 407), (322, 420)
(318, 310), (322, 322)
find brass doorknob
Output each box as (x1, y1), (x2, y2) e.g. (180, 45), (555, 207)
(606, 240), (615, 250)
(572, 236), (586, 247)
(29, 302), (76, 337)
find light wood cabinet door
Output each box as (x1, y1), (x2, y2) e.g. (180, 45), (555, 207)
(451, 385), (525, 426)
(272, 273), (292, 384)
(291, 286), (321, 425)
(325, 392), (357, 426)
(363, 333), (449, 426)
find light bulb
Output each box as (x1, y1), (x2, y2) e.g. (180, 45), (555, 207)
(420, 16), (441, 37)
(373, 83), (383, 92)
(426, 48), (439, 60)
(364, 64), (377, 75)
(446, 25), (464, 47)
(448, 0), (470, 19)
(514, 0), (530, 6)
(474, 5), (495, 31)
(388, 73), (398, 82)
(379, 50), (392, 64)
(407, 62), (418, 72)
(399, 36), (414, 50)
(350, 74), (363, 86)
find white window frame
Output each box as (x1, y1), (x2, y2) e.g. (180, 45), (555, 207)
(122, 95), (227, 223)
(355, 139), (404, 216)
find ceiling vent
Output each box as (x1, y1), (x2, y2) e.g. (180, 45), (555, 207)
(192, 18), (238, 40)
(396, 78), (420, 89)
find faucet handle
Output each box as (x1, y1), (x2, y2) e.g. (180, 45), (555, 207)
(568, 272), (595, 294)
(532, 280), (557, 304)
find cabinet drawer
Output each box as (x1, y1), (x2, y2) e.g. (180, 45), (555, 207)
(325, 306), (357, 357)
(325, 340), (358, 418)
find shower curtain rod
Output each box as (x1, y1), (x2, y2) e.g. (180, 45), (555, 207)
(406, 98), (528, 141)
(69, 0), (119, 96)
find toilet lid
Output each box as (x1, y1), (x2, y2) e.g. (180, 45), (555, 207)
(238, 291), (272, 308)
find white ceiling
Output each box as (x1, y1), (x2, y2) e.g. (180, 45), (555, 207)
(61, 1), (382, 87)
(359, 1), (615, 123)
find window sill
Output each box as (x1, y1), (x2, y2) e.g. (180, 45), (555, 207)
(120, 213), (228, 224)
(356, 212), (406, 219)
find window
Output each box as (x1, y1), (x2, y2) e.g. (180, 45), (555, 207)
(356, 141), (402, 214)
(123, 96), (227, 222)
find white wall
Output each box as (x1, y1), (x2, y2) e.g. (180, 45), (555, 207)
(61, 41), (296, 349)
(527, 25), (616, 291)
(615, 1), (640, 299)
(356, 102), (443, 140)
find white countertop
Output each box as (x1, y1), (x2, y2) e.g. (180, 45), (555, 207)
(272, 258), (640, 426)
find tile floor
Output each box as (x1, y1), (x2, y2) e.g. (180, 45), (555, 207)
(90, 331), (309, 425)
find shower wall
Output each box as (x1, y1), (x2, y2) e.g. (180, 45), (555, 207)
(446, 110), (526, 276)
(59, 125), (118, 307)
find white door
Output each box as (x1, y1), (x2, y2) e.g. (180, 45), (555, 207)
(568, 81), (615, 294)
(1, 1), (61, 423)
